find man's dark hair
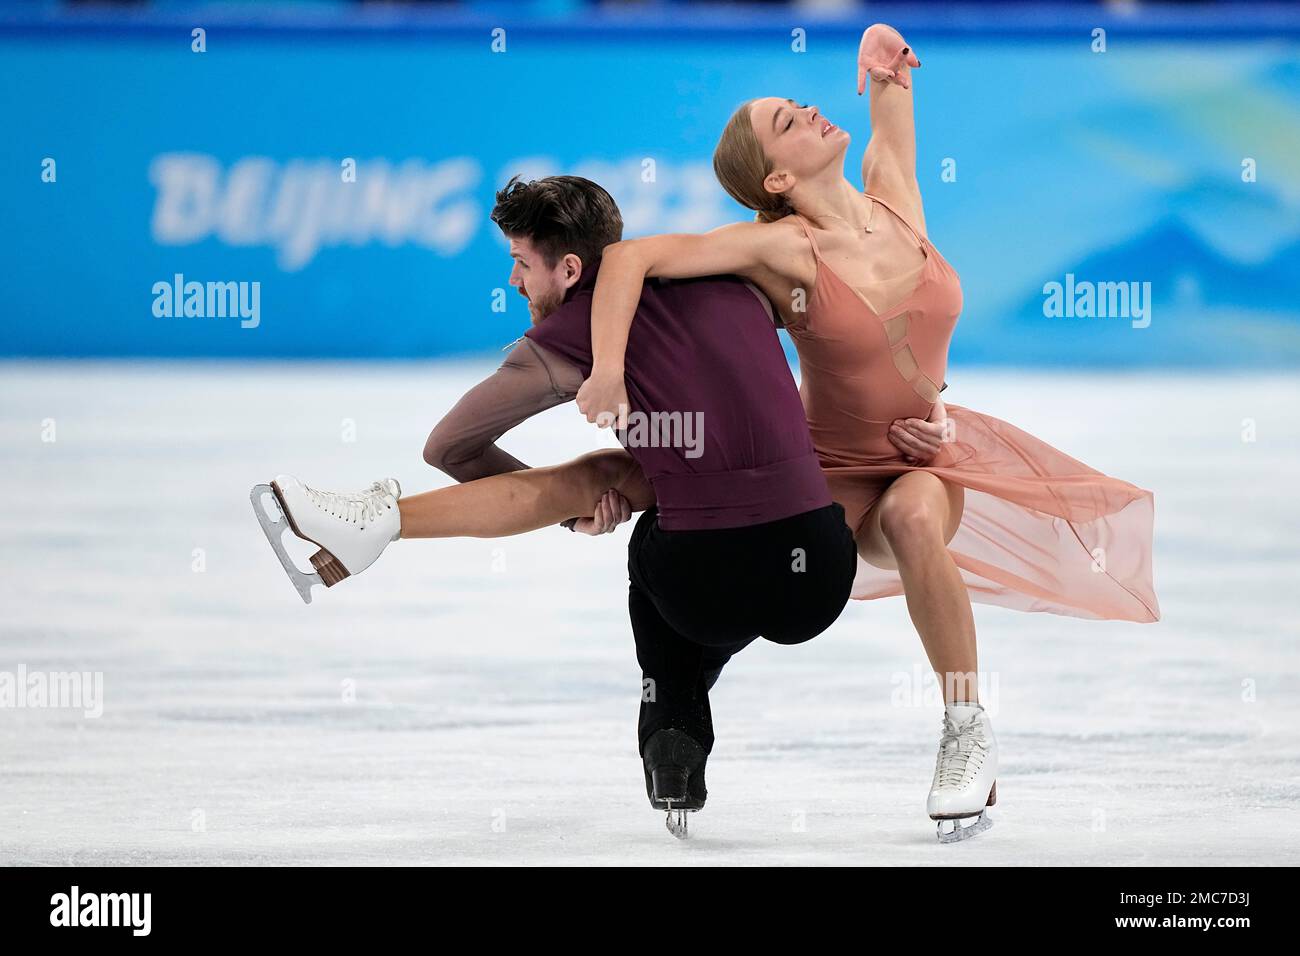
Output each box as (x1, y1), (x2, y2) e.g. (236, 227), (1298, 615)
(490, 175), (624, 269)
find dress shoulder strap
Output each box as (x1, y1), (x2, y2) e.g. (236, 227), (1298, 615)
(864, 192), (926, 248)
(787, 212), (823, 259)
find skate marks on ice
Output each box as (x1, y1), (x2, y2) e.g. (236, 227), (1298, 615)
(1, 363), (1299, 864)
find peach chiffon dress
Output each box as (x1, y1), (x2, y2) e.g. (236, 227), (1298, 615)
(784, 194), (1159, 622)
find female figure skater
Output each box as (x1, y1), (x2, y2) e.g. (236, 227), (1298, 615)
(258, 174), (943, 836)
(575, 23), (1160, 841)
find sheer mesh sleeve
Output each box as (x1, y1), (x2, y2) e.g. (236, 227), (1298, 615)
(423, 338), (583, 483)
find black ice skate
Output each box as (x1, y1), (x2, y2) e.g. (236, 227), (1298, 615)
(642, 728), (707, 840)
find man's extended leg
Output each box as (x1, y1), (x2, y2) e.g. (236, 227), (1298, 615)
(253, 448), (655, 602)
(399, 448), (654, 538)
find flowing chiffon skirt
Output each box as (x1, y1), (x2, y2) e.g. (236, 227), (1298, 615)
(828, 404), (1160, 622)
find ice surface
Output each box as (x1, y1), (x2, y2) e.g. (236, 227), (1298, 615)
(1, 361), (1297, 866)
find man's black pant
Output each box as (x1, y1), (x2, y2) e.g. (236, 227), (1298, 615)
(627, 502), (857, 756)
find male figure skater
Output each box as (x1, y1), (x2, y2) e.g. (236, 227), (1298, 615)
(254, 175), (943, 835)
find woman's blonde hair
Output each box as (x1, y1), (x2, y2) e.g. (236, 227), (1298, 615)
(713, 98), (794, 224)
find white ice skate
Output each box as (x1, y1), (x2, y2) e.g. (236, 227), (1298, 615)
(250, 474), (401, 603)
(927, 701), (998, 844)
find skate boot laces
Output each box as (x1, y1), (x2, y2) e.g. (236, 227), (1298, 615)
(935, 713), (989, 790)
(303, 480), (397, 527)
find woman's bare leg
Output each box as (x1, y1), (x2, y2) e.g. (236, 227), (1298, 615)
(398, 449), (655, 538)
(855, 472), (978, 704)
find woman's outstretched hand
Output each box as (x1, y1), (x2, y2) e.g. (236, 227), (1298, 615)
(576, 372), (630, 429)
(857, 23), (921, 94)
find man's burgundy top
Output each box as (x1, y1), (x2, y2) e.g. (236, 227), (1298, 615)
(525, 259), (829, 531)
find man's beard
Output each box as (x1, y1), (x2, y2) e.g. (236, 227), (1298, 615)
(528, 289), (564, 325)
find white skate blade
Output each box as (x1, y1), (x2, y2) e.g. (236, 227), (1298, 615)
(936, 810), (993, 844)
(250, 483), (322, 604)
(664, 807), (695, 840)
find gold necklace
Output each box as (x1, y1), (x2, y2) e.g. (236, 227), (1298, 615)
(808, 197), (875, 234)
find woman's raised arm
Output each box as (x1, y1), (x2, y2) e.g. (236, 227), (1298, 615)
(857, 23), (926, 234)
